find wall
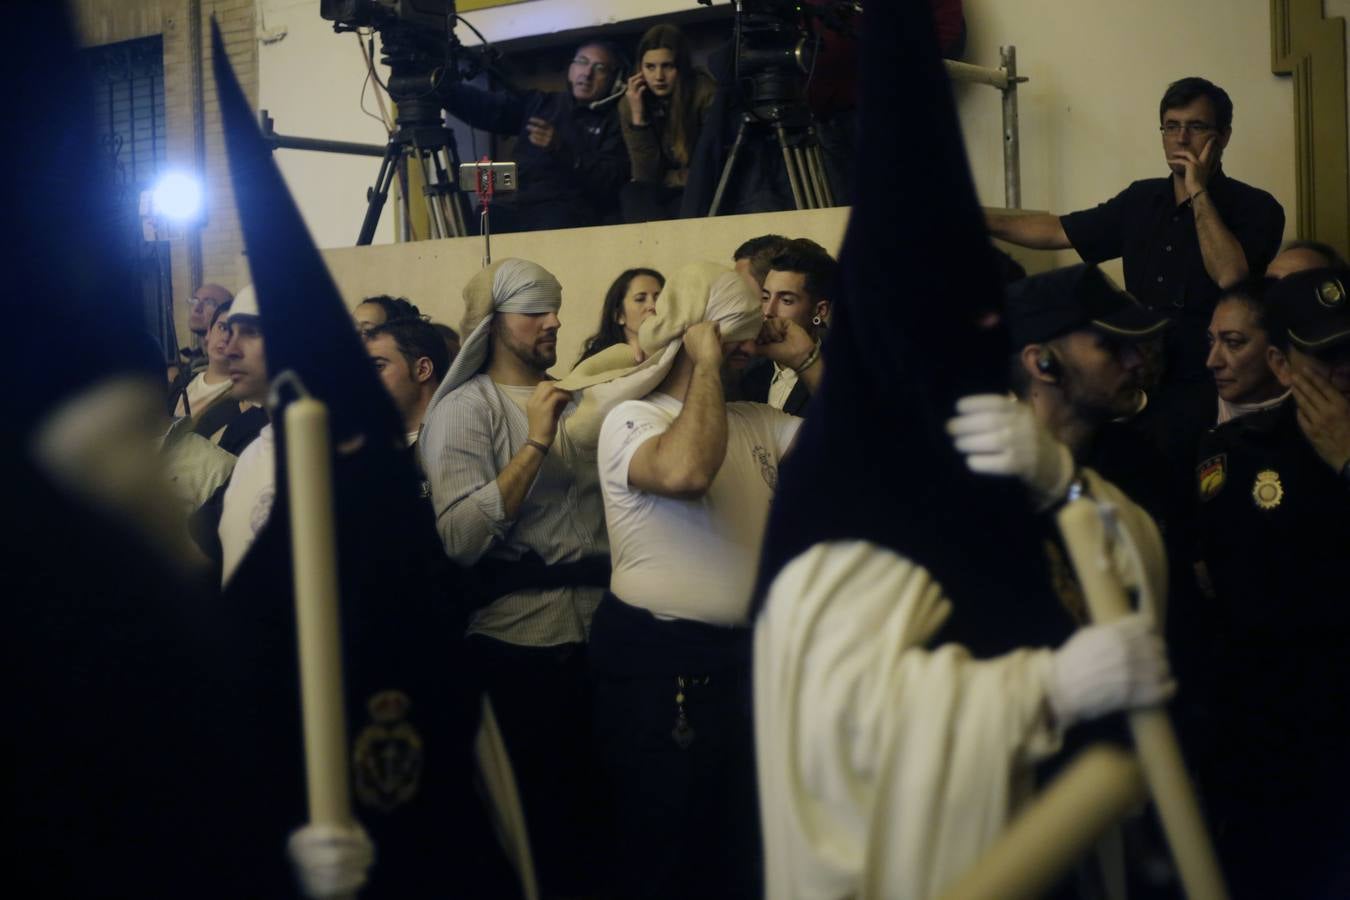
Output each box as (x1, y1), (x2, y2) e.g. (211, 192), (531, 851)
(73, 0), (258, 344)
(956, 0), (1300, 281)
(256, 0), (395, 249)
(307, 206), (848, 370)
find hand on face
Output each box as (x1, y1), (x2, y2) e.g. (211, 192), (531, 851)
(1170, 138), (1222, 197)
(625, 72), (648, 125)
(753, 317), (816, 369)
(1291, 367), (1350, 472)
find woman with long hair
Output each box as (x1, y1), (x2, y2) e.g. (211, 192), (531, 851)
(578, 268), (665, 364)
(618, 24), (717, 222)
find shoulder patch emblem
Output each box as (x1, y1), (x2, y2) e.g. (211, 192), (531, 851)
(1316, 277), (1345, 309)
(353, 690), (423, 814)
(1251, 469), (1284, 511)
(1196, 454), (1226, 502)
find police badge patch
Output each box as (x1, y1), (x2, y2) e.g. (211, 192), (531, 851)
(1251, 469), (1284, 511)
(354, 690), (423, 813)
(1196, 454), (1227, 502)
(1315, 277), (1345, 309)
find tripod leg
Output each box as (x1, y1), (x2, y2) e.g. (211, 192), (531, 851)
(794, 146), (822, 209)
(428, 147), (465, 238)
(415, 151), (446, 240)
(358, 141), (403, 245)
(776, 125), (807, 210)
(439, 131), (470, 237)
(807, 143), (835, 207)
(708, 118), (749, 217)
(426, 148), (459, 238)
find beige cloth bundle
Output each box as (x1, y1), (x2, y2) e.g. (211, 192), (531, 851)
(556, 261), (763, 449)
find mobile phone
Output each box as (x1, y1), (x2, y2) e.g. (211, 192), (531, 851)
(458, 161), (518, 193)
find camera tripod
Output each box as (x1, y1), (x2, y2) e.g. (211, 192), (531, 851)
(357, 118), (469, 245)
(707, 112), (835, 216)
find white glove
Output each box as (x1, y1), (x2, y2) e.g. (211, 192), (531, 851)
(1046, 614), (1176, 730)
(287, 822), (375, 899)
(946, 394), (1076, 510)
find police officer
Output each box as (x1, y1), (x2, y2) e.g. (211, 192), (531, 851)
(1192, 266), (1350, 898)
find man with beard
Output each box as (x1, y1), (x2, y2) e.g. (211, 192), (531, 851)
(440, 41), (629, 232)
(1001, 264), (1175, 520)
(419, 258), (609, 897)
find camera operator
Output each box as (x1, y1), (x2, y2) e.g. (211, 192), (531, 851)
(440, 41), (630, 232)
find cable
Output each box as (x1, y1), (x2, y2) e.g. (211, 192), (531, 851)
(356, 31), (393, 132)
(357, 33), (393, 131)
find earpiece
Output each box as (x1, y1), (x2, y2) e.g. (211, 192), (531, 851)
(1036, 348), (1062, 380)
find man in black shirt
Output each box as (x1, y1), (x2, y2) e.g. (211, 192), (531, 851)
(441, 41), (629, 232)
(989, 77), (1284, 383)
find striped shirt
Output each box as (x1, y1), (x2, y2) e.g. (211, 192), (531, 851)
(420, 374), (607, 646)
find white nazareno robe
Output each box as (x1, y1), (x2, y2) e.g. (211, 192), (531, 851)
(754, 471), (1165, 899)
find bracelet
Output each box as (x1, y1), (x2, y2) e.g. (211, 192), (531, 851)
(793, 341), (822, 375)
(524, 438), (551, 455)
(1189, 188), (1207, 202)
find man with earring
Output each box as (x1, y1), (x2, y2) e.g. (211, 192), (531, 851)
(740, 238), (839, 414)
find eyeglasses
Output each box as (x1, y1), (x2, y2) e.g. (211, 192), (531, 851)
(1160, 122), (1217, 136)
(570, 57), (613, 75)
(185, 295), (220, 308)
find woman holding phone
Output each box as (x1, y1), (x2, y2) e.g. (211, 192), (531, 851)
(618, 23), (717, 223)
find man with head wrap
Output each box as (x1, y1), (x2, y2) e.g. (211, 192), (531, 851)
(573, 261), (819, 899)
(418, 257), (610, 896)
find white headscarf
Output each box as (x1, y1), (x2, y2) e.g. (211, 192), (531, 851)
(430, 258), (562, 406)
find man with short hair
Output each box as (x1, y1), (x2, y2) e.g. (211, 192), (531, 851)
(742, 238), (838, 413)
(364, 317), (449, 445)
(214, 286), (275, 584)
(441, 41), (629, 231)
(1192, 266), (1350, 894)
(170, 282), (234, 410)
(418, 258), (609, 897)
(1265, 239), (1346, 279)
(731, 233), (790, 288)
(590, 261), (822, 899)
(989, 77), (1284, 382)
(1001, 264), (1174, 520)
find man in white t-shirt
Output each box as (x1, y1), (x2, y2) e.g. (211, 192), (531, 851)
(590, 269), (823, 900)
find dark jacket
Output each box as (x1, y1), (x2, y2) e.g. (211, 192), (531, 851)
(443, 83), (629, 228)
(618, 71), (718, 188)
(738, 357), (811, 416)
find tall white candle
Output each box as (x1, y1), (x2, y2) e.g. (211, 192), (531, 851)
(285, 396), (352, 828)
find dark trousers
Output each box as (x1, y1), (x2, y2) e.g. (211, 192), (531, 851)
(620, 181), (685, 223)
(590, 594), (762, 900)
(464, 634), (601, 897)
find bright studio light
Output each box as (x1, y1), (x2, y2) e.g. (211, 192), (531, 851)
(150, 172), (203, 221)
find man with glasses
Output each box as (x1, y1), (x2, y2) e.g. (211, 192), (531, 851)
(988, 77), (1284, 383)
(169, 282), (232, 411)
(440, 41), (630, 231)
